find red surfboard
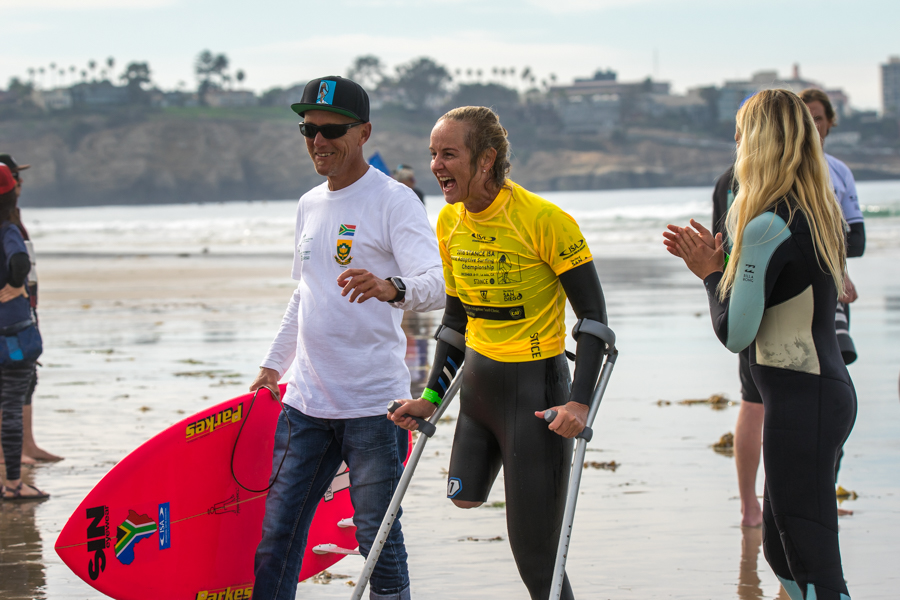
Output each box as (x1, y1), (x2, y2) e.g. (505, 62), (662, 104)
(55, 386), (406, 600)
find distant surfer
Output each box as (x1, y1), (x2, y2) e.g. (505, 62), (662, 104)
(249, 76), (444, 600)
(665, 89), (856, 600)
(391, 106), (608, 600)
(0, 153), (62, 465)
(392, 164), (425, 204)
(0, 163), (49, 501)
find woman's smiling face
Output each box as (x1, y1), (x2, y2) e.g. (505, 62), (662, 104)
(430, 118), (474, 205)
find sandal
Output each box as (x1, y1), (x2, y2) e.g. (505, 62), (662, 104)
(1, 482), (50, 501)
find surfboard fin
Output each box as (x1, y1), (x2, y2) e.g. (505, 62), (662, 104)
(337, 518), (355, 529)
(312, 543), (360, 556)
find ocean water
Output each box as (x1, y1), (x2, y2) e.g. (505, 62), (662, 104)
(3, 182), (900, 599)
(23, 181), (900, 257)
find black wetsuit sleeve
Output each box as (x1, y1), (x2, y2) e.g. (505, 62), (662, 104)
(7, 252), (30, 288)
(558, 262), (607, 407)
(423, 294), (468, 400)
(712, 167), (734, 238)
(846, 222), (865, 258)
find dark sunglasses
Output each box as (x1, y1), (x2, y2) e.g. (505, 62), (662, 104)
(299, 121), (364, 140)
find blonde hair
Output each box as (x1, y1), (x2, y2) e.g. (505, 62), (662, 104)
(721, 89), (846, 299)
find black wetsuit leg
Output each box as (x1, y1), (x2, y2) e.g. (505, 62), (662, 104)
(739, 348), (763, 404)
(448, 349), (575, 600)
(757, 369), (857, 600)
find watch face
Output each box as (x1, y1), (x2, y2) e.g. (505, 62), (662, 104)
(394, 278), (406, 291)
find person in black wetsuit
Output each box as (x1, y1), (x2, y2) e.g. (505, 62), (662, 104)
(390, 106), (608, 600)
(712, 124), (865, 526)
(664, 89), (855, 600)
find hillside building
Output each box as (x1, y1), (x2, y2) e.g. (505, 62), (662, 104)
(883, 56), (900, 117)
(714, 65), (843, 122)
(69, 81), (130, 107)
(32, 88), (73, 111)
(550, 72), (671, 133)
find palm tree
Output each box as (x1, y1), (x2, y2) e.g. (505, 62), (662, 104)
(80, 70), (87, 82)
(236, 69), (245, 87)
(27, 67), (35, 84)
(88, 60), (97, 82)
(107, 57), (115, 71)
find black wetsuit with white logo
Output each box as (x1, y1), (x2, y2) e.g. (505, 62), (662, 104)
(425, 262), (606, 600)
(703, 203), (856, 600)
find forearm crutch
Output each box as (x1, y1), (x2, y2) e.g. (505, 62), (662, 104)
(349, 370), (463, 600)
(544, 321), (618, 600)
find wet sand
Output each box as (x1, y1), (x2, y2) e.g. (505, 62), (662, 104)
(2, 242), (899, 599)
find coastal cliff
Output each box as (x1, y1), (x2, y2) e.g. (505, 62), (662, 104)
(4, 111), (898, 207)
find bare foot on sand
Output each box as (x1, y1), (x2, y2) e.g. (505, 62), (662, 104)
(23, 445), (64, 462)
(741, 501), (763, 528)
(0, 454), (37, 466)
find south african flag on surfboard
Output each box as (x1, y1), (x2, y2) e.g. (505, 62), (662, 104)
(339, 224), (356, 236)
(115, 510), (158, 565)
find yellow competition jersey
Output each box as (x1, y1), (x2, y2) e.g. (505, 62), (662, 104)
(436, 180), (593, 362)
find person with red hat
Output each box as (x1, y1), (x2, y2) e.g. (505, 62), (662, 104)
(0, 164), (49, 500)
(0, 153), (62, 466)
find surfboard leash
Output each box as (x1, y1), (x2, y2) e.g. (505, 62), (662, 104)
(230, 386), (291, 493)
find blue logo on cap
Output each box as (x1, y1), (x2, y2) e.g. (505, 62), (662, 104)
(317, 80), (336, 105)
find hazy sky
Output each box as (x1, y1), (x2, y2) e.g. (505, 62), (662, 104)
(2, 0), (897, 111)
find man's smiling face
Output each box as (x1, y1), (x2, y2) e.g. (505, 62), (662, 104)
(303, 110), (369, 179)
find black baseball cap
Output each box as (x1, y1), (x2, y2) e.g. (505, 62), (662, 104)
(0, 154), (30, 173)
(291, 76), (370, 122)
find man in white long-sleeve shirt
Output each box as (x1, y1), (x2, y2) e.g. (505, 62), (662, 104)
(250, 76), (444, 600)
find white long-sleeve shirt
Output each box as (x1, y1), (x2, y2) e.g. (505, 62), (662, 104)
(262, 166), (444, 418)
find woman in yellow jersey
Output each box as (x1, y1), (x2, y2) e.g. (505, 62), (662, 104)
(391, 106), (608, 600)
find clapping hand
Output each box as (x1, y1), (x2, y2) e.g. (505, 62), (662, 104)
(662, 219), (725, 280)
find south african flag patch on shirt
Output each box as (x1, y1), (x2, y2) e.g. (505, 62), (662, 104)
(338, 224), (356, 236)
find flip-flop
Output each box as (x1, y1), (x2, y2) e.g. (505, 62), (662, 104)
(1, 482), (50, 501)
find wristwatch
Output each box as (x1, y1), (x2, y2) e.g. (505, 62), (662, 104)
(387, 277), (406, 303)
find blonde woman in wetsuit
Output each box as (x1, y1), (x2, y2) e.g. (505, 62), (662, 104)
(391, 106), (608, 600)
(664, 89), (855, 600)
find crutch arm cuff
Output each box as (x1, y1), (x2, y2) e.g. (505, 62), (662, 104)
(434, 324), (466, 352)
(572, 319), (616, 351)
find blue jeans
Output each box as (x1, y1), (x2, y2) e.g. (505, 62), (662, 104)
(253, 405), (410, 600)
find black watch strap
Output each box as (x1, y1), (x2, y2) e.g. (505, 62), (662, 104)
(388, 277), (406, 303)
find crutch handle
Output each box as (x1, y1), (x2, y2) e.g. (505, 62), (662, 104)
(387, 400), (437, 438)
(542, 410), (593, 442)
